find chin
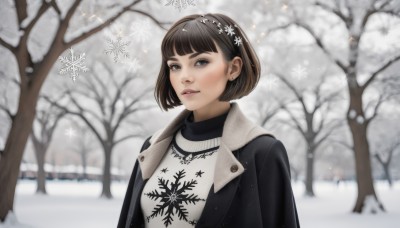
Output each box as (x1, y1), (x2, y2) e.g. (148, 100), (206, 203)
(181, 102), (202, 111)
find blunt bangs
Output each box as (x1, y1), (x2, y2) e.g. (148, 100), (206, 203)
(162, 20), (221, 60)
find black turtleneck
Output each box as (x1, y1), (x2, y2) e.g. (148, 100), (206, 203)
(180, 108), (230, 141)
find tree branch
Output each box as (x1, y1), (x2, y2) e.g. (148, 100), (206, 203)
(65, 0), (146, 47)
(330, 138), (353, 151)
(0, 103), (14, 120)
(0, 37), (16, 54)
(362, 54), (400, 90)
(14, 0), (27, 25)
(128, 9), (172, 30)
(292, 20), (348, 72)
(114, 133), (143, 145)
(314, 1), (347, 23)
(281, 105), (305, 135)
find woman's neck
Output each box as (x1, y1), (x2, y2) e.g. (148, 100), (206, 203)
(192, 102), (231, 122)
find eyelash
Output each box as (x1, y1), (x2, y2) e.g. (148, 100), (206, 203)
(168, 59), (209, 71)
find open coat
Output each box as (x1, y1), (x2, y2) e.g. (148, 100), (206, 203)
(117, 102), (300, 228)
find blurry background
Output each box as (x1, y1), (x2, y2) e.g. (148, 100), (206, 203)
(0, 0), (400, 227)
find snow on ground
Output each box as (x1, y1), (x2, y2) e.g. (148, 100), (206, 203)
(2, 180), (399, 228)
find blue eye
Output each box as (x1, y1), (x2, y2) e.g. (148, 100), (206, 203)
(195, 59), (209, 66)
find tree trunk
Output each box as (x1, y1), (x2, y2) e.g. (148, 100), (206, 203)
(0, 89), (39, 220)
(34, 146), (47, 194)
(0, 45), (60, 220)
(101, 146), (113, 198)
(383, 164), (392, 188)
(305, 149), (315, 197)
(81, 152), (88, 180)
(348, 90), (384, 213)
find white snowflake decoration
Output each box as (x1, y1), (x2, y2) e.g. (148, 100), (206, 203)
(290, 64), (308, 80)
(122, 58), (142, 73)
(267, 76), (279, 90)
(165, 0), (197, 12)
(224, 25), (235, 36)
(59, 47), (89, 82)
(104, 36), (130, 63)
(103, 21), (126, 39)
(65, 127), (76, 139)
(234, 36), (242, 46)
(129, 19), (152, 43)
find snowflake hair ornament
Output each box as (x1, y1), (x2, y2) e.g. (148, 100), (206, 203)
(165, 0), (197, 12)
(59, 47), (89, 82)
(197, 16), (244, 47)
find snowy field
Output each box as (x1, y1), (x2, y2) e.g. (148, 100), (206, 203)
(2, 180), (400, 228)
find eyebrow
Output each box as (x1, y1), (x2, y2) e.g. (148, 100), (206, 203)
(167, 52), (210, 61)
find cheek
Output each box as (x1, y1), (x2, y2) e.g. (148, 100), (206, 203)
(200, 65), (227, 86)
(169, 74), (178, 90)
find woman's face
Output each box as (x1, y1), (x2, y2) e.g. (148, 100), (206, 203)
(167, 43), (237, 113)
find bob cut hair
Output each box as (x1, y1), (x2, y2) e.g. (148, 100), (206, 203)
(154, 13), (261, 111)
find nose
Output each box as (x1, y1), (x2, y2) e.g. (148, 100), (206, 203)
(180, 68), (193, 84)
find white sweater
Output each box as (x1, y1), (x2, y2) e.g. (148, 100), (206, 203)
(140, 111), (228, 228)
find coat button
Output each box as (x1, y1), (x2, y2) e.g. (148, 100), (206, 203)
(230, 164), (238, 173)
(139, 156), (145, 162)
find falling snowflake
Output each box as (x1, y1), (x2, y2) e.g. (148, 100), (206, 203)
(224, 25), (235, 36)
(234, 36), (242, 46)
(165, 0), (197, 12)
(104, 36), (130, 63)
(59, 47), (89, 82)
(144, 169), (205, 227)
(267, 76), (279, 90)
(122, 58), (142, 73)
(290, 64), (308, 80)
(103, 21), (126, 39)
(129, 19), (152, 43)
(65, 127), (76, 139)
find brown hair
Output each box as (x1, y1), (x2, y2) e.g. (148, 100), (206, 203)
(154, 13), (261, 111)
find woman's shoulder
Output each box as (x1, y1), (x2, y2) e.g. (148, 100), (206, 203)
(241, 133), (288, 161)
(244, 133), (279, 152)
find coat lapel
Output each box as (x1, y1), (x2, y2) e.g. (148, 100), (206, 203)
(129, 102), (273, 227)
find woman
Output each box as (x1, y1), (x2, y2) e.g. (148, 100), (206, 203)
(118, 13), (300, 228)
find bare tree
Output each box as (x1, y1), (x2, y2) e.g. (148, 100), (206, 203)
(68, 121), (98, 181)
(268, 0), (400, 213)
(0, 0), (168, 219)
(373, 138), (400, 187)
(30, 97), (66, 194)
(272, 68), (345, 196)
(44, 59), (156, 198)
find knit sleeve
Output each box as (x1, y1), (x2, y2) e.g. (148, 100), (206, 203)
(117, 135), (152, 228)
(258, 139), (300, 228)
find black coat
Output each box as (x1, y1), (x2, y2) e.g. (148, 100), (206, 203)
(117, 103), (300, 228)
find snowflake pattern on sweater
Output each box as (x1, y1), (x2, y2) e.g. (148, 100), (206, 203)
(141, 130), (220, 227)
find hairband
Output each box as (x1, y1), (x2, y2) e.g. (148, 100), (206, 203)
(181, 15), (243, 47)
